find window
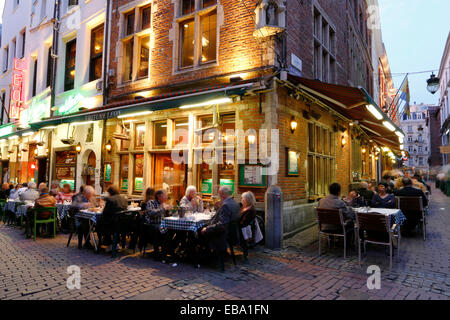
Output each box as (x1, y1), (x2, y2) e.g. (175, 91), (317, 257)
(3, 46), (9, 72)
(308, 123), (335, 196)
(119, 155), (129, 192)
(0, 91), (7, 125)
(173, 118), (189, 146)
(154, 121), (167, 148)
(120, 123), (130, 151)
(313, 7), (336, 83)
(89, 25), (104, 82)
(408, 135), (412, 142)
(133, 154), (144, 193)
(418, 157), (423, 166)
(120, 6), (151, 83)
(137, 36), (150, 79)
(20, 30), (26, 58)
(134, 123), (145, 149)
(31, 58), (38, 97)
(11, 38), (16, 62)
(178, 1), (217, 69)
(64, 39), (76, 91)
(46, 46), (53, 88)
(123, 39), (134, 82)
(125, 11), (135, 36)
(407, 125), (412, 132)
(140, 5), (151, 30)
(68, 0), (78, 7)
(418, 146), (423, 153)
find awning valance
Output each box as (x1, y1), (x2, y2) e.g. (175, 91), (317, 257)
(286, 75), (404, 154)
(29, 83), (252, 130)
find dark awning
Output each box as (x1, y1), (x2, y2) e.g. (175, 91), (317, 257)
(286, 75), (404, 154)
(29, 83), (252, 130)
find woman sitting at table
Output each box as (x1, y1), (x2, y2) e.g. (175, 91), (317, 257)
(55, 184), (74, 204)
(96, 185), (128, 249)
(140, 188), (155, 209)
(239, 191), (257, 262)
(180, 186), (203, 213)
(25, 186), (56, 239)
(371, 182), (395, 208)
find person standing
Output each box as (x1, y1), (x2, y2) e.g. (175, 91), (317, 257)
(239, 191), (257, 262)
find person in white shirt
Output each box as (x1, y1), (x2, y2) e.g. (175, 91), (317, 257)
(19, 182), (40, 202)
(180, 186), (203, 213)
(8, 185), (21, 200)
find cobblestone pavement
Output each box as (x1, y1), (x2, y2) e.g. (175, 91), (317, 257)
(1, 185), (449, 300)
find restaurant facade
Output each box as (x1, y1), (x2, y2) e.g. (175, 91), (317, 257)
(0, 0), (403, 239)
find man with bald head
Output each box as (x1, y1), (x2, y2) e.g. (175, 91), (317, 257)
(201, 186), (241, 271)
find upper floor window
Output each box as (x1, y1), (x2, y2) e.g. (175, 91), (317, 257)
(178, 0), (217, 69)
(20, 30), (26, 59)
(46, 46), (53, 88)
(125, 11), (135, 36)
(64, 39), (76, 91)
(313, 7), (336, 83)
(90, 25), (104, 82)
(3, 46), (9, 72)
(407, 125), (412, 132)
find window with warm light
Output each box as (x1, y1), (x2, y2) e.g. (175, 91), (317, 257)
(123, 39), (134, 82)
(178, 0), (217, 69)
(135, 123), (146, 149)
(154, 121), (167, 148)
(64, 39), (76, 91)
(138, 36), (150, 79)
(173, 119), (189, 146)
(90, 25), (104, 82)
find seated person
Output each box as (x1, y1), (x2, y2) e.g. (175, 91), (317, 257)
(412, 175), (427, 193)
(97, 186), (128, 247)
(71, 185), (96, 249)
(25, 186), (56, 238)
(357, 181), (374, 204)
(8, 184), (21, 200)
(180, 186), (204, 213)
(394, 177), (428, 232)
(0, 183), (10, 200)
(17, 183), (28, 195)
(371, 182), (395, 208)
(50, 181), (61, 197)
(55, 184), (74, 203)
(319, 183), (354, 222)
(20, 182), (40, 202)
(343, 190), (365, 207)
(143, 190), (173, 259)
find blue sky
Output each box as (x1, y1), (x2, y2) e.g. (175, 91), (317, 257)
(379, 0), (450, 106)
(0, 0), (448, 105)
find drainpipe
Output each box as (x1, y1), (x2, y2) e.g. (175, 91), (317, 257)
(99, 0), (112, 192)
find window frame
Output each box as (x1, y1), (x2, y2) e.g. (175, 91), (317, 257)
(64, 38), (77, 92)
(89, 24), (104, 82)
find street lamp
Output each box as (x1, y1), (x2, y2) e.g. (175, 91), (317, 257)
(426, 73), (440, 94)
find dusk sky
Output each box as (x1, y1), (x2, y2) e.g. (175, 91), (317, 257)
(0, 0), (449, 105)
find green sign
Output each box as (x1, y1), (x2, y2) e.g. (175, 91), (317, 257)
(60, 180), (75, 191)
(121, 178), (128, 190)
(20, 95), (51, 126)
(220, 179), (235, 194)
(104, 163), (112, 182)
(0, 124), (14, 138)
(201, 179), (213, 194)
(134, 178), (144, 192)
(238, 164), (267, 187)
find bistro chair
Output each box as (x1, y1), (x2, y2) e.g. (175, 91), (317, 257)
(395, 196), (426, 240)
(355, 211), (400, 271)
(111, 210), (140, 258)
(32, 207), (57, 241)
(315, 208), (354, 259)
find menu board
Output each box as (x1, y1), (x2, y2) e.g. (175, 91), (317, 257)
(121, 178), (128, 191)
(56, 166), (75, 180)
(238, 164), (267, 188)
(201, 179), (213, 194)
(104, 163), (113, 183)
(220, 179), (235, 194)
(134, 178), (144, 192)
(55, 151), (76, 165)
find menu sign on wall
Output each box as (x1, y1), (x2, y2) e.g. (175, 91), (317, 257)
(9, 58), (27, 119)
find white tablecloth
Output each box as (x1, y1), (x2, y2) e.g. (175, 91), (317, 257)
(353, 208), (407, 226)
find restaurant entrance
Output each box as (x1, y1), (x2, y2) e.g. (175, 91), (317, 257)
(37, 157), (47, 185)
(152, 153), (187, 206)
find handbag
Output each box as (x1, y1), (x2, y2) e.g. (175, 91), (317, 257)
(241, 225), (252, 240)
(253, 219), (263, 244)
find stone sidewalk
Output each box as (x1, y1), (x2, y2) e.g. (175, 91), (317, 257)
(0, 185), (449, 300)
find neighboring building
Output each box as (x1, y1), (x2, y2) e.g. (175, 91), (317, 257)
(438, 32), (450, 165)
(400, 103), (431, 173)
(427, 106), (442, 169)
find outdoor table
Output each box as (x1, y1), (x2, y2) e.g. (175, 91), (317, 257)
(75, 209), (103, 251)
(353, 207), (407, 229)
(56, 203), (72, 220)
(160, 213), (213, 234)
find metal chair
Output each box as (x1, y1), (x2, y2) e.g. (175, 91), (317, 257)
(355, 211), (400, 271)
(32, 207), (57, 241)
(315, 208), (354, 259)
(395, 196), (426, 240)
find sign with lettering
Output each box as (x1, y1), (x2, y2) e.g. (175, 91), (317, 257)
(84, 110), (121, 121)
(9, 58), (27, 119)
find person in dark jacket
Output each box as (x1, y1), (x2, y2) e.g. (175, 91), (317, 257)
(201, 186), (241, 271)
(358, 181), (374, 204)
(394, 177), (428, 232)
(239, 191), (257, 262)
(371, 182), (395, 208)
(97, 185), (128, 247)
(0, 183), (10, 200)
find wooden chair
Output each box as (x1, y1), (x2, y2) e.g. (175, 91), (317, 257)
(315, 208), (354, 259)
(395, 196), (426, 240)
(33, 207), (57, 241)
(355, 211), (400, 271)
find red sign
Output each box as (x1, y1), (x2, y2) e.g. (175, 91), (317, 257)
(9, 58), (27, 120)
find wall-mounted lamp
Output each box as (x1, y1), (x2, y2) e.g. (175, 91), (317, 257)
(75, 143), (82, 153)
(375, 156), (379, 161)
(362, 147), (366, 154)
(290, 116), (298, 134)
(248, 134), (256, 145)
(341, 135), (346, 147)
(34, 149), (38, 156)
(105, 140), (112, 153)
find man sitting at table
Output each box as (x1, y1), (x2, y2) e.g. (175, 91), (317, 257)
(71, 185), (96, 249)
(394, 177), (428, 233)
(200, 186), (241, 272)
(319, 183), (354, 221)
(144, 190), (173, 260)
(20, 182), (40, 202)
(96, 185), (128, 249)
(25, 186), (56, 239)
(180, 186), (203, 213)
(357, 181), (375, 205)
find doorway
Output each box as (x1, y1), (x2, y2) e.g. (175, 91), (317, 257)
(152, 153), (187, 206)
(83, 150), (97, 187)
(37, 158), (47, 185)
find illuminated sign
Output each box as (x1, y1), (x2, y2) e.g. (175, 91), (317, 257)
(20, 94), (51, 127)
(0, 124), (14, 137)
(57, 93), (83, 115)
(9, 58), (27, 119)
